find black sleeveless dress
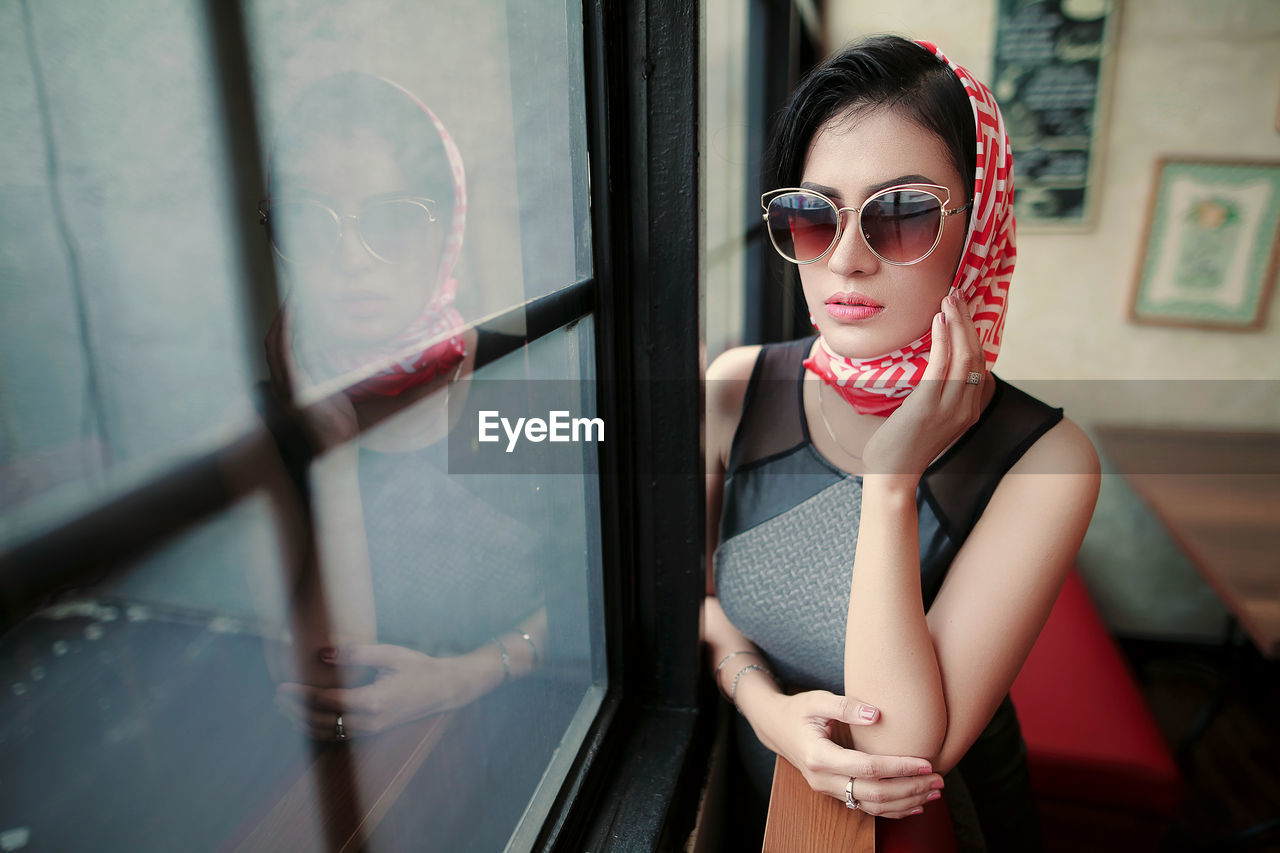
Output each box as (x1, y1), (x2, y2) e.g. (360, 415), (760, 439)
(715, 337), (1061, 852)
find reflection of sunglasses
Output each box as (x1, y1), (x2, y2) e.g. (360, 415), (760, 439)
(761, 184), (971, 266)
(258, 196), (437, 265)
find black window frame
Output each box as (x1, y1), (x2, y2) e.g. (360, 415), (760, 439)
(0, 0), (711, 850)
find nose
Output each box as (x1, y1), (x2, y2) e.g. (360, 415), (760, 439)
(335, 214), (377, 272)
(825, 207), (880, 277)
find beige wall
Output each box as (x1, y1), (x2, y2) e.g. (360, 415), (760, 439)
(830, 0), (1280, 639)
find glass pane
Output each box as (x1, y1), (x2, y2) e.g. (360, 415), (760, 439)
(0, 492), (317, 851)
(0, 322), (604, 852)
(293, 320), (604, 850)
(0, 2), (262, 540)
(246, 0), (591, 402)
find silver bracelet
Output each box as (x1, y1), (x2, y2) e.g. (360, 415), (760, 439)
(713, 650), (761, 700)
(518, 631), (540, 669)
(729, 663), (774, 711)
(494, 637), (511, 685)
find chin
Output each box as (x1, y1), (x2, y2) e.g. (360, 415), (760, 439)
(816, 323), (924, 361)
(312, 313), (405, 348)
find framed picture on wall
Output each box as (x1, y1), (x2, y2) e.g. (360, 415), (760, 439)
(1129, 158), (1280, 330)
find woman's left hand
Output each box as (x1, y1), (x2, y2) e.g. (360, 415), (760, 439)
(274, 643), (495, 740)
(861, 290), (987, 478)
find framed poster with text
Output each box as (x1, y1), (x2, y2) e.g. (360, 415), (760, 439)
(992, 0), (1116, 230)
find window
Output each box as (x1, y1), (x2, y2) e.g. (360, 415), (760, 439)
(2, 1), (705, 851)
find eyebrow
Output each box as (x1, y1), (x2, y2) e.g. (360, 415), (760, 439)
(801, 174), (937, 201)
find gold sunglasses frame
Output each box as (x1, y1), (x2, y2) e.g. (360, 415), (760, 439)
(258, 195), (437, 266)
(760, 183), (971, 267)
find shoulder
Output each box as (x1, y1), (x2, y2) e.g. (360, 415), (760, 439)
(980, 414), (1101, 536)
(940, 415), (1102, 618)
(1009, 414), (1101, 480)
(706, 345), (762, 470)
(707, 344), (762, 379)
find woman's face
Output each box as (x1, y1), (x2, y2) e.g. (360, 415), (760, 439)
(797, 107), (967, 359)
(275, 129), (446, 347)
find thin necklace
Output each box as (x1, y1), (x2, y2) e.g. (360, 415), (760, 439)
(816, 379), (862, 461)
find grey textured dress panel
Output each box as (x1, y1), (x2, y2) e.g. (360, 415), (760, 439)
(715, 472), (951, 693)
(359, 441), (545, 655)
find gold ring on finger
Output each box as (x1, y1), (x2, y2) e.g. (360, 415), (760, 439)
(965, 371), (982, 386)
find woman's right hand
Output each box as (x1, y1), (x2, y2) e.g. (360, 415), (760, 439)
(745, 687), (946, 819)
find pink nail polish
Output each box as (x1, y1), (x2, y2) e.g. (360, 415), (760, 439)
(859, 706), (877, 721)
(927, 791), (942, 801)
(911, 807), (924, 815)
(930, 778), (944, 790)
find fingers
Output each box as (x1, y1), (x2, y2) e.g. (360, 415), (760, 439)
(945, 292), (985, 380)
(275, 688), (351, 739)
(805, 691), (880, 726)
(809, 769), (944, 816)
(938, 290), (985, 414)
(832, 751), (933, 781)
(849, 773), (944, 816)
(275, 682), (387, 739)
(277, 682), (346, 713)
(920, 308), (950, 385)
(282, 699), (345, 738)
(325, 643), (414, 670)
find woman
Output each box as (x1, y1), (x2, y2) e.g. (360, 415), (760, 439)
(703, 37), (1100, 851)
(255, 73), (568, 847)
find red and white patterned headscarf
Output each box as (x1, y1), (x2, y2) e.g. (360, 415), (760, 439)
(803, 40), (1015, 416)
(287, 75), (468, 401)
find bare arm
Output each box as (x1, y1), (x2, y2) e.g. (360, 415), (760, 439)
(841, 295), (1101, 772)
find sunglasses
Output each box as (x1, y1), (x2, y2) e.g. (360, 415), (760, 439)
(761, 184), (971, 266)
(258, 195), (437, 265)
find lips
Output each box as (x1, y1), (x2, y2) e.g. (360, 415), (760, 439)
(824, 291), (884, 322)
(825, 291), (883, 308)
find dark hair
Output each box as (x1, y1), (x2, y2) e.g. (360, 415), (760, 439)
(268, 72), (453, 218)
(767, 36), (975, 206)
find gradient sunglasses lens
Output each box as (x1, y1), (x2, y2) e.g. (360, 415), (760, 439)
(860, 189), (945, 264)
(766, 192), (840, 263)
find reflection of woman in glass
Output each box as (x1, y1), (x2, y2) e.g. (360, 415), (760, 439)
(257, 73), (547, 745)
(703, 37), (1100, 850)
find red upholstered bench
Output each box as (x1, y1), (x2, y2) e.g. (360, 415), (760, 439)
(1010, 568), (1183, 850)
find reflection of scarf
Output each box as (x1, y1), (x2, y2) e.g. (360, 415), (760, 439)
(803, 40), (1015, 417)
(289, 76), (469, 400)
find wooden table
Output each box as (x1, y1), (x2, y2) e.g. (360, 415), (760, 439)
(1094, 425), (1280, 659)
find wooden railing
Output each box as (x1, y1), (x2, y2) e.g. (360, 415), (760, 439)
(762, 725), (874, 852)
